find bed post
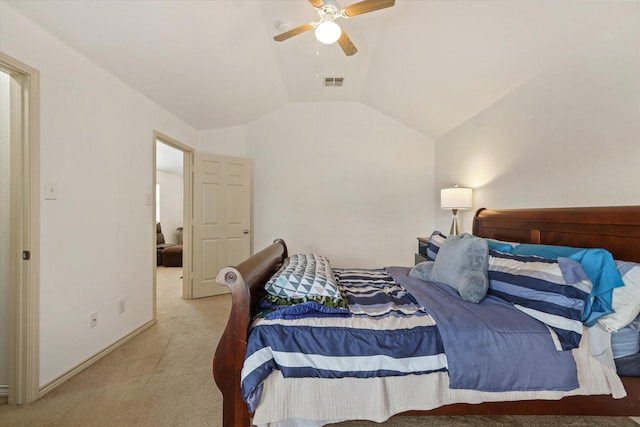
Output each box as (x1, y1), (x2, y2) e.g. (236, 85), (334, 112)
(213, 266), (251, 427)
(212, 239), (288, 427)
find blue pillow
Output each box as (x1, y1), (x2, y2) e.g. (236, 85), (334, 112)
(488, 251), (591, 351)
(511, 244), (578, 259)
(511, 244), (623, 326)
(486, 239), (516, 253)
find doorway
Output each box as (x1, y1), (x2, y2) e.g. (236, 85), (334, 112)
(0, 52), (40, 405)
(153, 133), (192, 309)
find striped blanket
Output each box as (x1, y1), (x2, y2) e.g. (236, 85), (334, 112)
(241, 268), (446, 411)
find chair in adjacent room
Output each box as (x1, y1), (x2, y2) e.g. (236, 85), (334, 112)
(156, 222), (175, 266)
(161, 244), (183, 267)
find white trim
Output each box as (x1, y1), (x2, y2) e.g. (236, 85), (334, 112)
(0, 51), (40, 405)
(39, 320), (155, 397)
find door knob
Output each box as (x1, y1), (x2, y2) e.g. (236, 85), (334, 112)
(243, 229), (249, 235)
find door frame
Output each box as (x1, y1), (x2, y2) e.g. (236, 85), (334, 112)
(0, 52), (40, 404)
(153, 131), (193, 307)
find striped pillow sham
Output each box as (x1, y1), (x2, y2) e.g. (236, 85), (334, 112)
(488, 251), (591, 351)
(426, 232), (517, 262)
(425, 231), (446, 261)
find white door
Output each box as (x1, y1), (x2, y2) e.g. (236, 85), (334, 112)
(192, 153), (251, 298)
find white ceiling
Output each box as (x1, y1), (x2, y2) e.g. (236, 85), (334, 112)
(6, 0), (640, 139)
(156, 141), (183, 176)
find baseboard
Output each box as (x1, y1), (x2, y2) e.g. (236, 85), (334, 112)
(38, 319), (156, 398)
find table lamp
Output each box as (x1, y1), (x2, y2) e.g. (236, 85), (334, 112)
(440, 185), (473, 235)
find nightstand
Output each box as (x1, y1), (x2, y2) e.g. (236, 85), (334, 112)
(415, 237), (429, 265)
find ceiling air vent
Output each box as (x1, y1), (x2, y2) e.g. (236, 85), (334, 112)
(323, 77), (344, 87)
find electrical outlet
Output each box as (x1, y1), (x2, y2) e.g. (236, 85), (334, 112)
(118, 299), (126, 314)
(90, 312), (98, 328)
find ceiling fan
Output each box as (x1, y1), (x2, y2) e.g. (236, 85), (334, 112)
(273, 0), (396, 56)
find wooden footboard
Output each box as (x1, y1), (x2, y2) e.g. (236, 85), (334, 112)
(212, 239), (288, 427)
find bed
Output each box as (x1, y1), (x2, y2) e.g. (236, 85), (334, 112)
(212, 206), (640, 426)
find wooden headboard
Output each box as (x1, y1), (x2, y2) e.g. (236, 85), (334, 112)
(472, 206), (640, 263)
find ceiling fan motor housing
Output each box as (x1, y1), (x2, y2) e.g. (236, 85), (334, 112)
(273, 0), (396, 56)
(316, 0), (342, 20)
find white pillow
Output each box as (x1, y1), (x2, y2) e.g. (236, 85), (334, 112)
(597, 261), (640, 332)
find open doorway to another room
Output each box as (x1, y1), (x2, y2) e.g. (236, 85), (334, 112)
(154, 135), (191, 308)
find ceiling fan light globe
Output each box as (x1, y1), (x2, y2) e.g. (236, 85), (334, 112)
(315, 21), (341, 44)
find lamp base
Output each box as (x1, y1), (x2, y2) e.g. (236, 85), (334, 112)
(449, 209), (460, 235)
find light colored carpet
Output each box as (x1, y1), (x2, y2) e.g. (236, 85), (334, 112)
(0, 267), (226, 426)
(0, 267), (637, 427)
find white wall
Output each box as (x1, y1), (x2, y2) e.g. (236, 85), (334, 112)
(247, 102), (435, 268)
(0, 70), (10, 390)
(434, 13), (640, 233)
(156, 170), (183, 245)
(197, 125), (249, 158)
(1, 3), (197, 386)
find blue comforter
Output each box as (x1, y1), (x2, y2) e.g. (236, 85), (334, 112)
(388, 267), (579, 392)
(241, 267), (579, 411)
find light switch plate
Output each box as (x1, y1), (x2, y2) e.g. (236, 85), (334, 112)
(45, 182), (57, 200)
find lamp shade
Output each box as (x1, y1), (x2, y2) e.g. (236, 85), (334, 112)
(441, 186), (472, 210)
(315, 20), (341, 44)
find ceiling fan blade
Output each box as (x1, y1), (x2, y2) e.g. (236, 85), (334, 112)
(273, 23), (314, 42)
(337, 31), (357, 56)
(308, 0), (324, 8)
(343, 0), (395, 17)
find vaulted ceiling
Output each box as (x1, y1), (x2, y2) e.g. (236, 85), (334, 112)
(5, 0), (640, 139)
